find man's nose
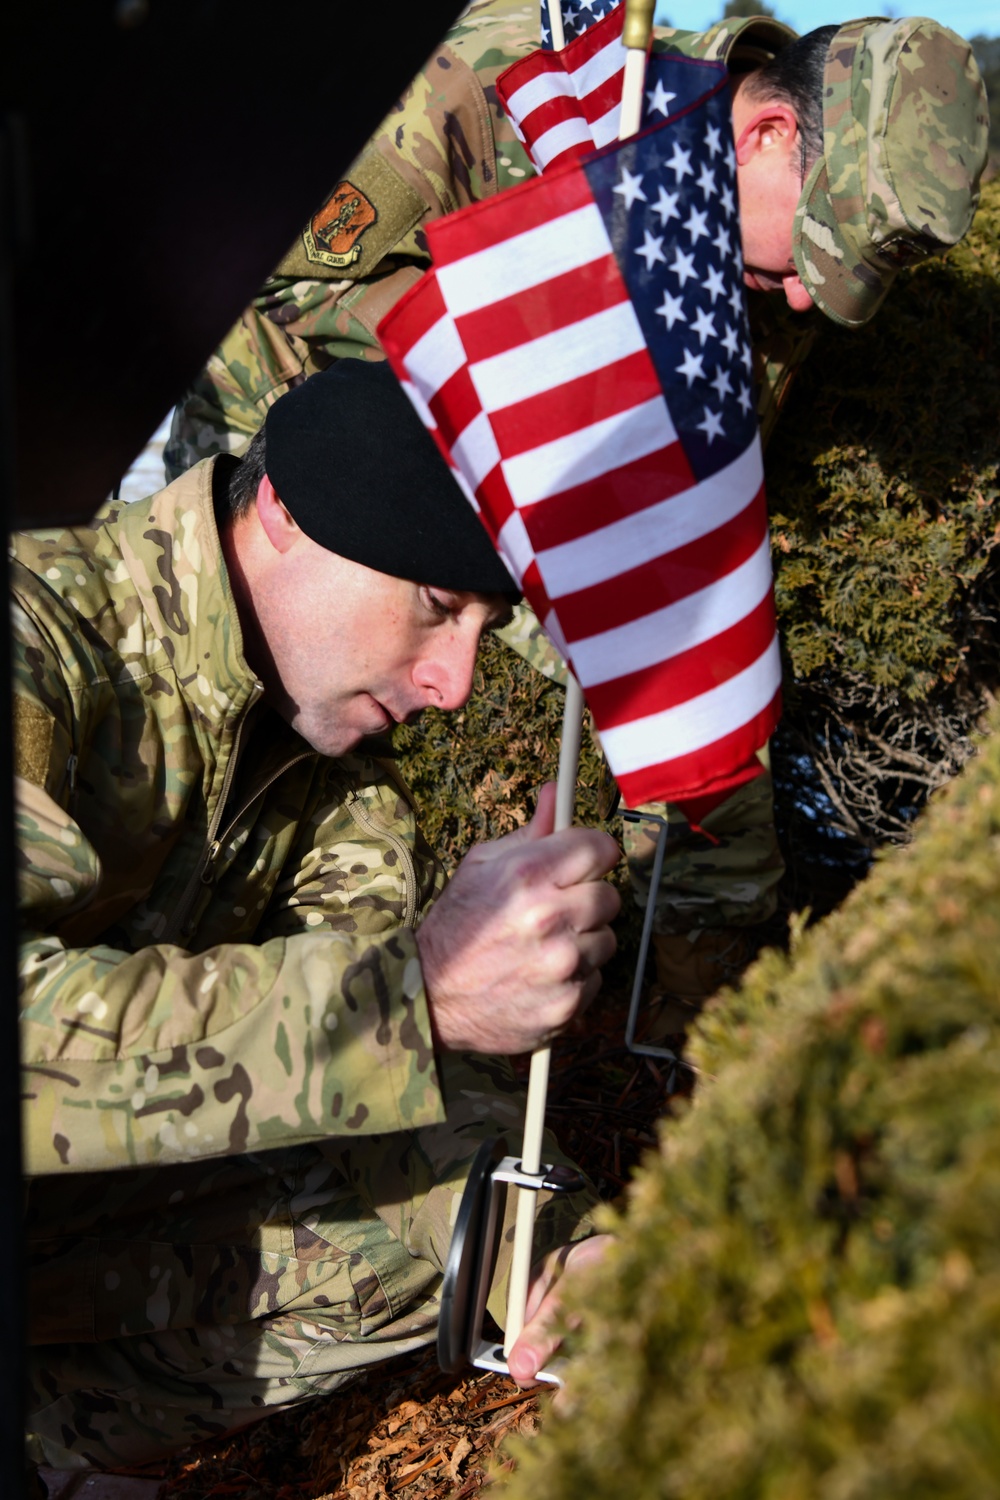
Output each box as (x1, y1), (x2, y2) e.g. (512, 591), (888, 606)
(414, 630), (480, 712)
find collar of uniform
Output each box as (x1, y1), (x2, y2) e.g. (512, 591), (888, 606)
(114, 455), (261, 722)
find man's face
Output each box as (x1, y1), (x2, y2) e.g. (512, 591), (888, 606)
(731, 84), (815, 315)
(244, 521), (512, 757)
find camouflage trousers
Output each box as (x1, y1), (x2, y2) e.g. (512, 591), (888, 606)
(26, 1052), (596, 1472)
(622, 758), (783, 934)
(497, 606), (784, 933)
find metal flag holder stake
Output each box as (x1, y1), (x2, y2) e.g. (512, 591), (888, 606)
(621, 808), (692, 1087)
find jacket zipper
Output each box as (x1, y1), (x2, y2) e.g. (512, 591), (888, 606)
(344, 790), (419, 927)
(161, 685), (265, 946)
(198, 748), (316, 887)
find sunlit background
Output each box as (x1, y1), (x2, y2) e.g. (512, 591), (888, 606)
(654, 0), (998, 41)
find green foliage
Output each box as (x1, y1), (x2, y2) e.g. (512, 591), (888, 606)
(769, 179), (1000, 701)
(497, 707), (1000, 1500)
(766, 178), (1000, 862)
(393, 631), (610, 869)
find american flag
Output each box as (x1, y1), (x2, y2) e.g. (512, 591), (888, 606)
(541, 0), (620, 50)
(499, 5), (721, 180)
(380, 69), (781, 812)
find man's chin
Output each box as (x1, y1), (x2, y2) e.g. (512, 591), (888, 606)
(354, 713), (424, 757)
(292, 706), (422, 759)
(300, 726), (402, 759)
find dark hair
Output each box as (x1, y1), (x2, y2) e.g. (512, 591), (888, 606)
(223, 425), (268, 521)
(741, 25), (839, 179)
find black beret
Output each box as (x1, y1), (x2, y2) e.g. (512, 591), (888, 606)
(264, 360), (519, 598)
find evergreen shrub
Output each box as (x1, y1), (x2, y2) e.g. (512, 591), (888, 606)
(767, 178), (1000, 878)
(393, 631), (608, 869)
(497, 705), (1000, 1500)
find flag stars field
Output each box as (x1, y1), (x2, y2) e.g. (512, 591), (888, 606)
(653, 185), (680, 224)
(710, 366), (733, 401)
(669, 246), (697, 285)
(703, 264), (727, 302)
(540, 0), (619, 48)
(646, 79), (677, 116)
(613, 165), (648, 208)
(636, 229), (668, 270)
(676, 348), (705, 386)
(666, 142), (694, 180)
(690, 306), (717, 345)
(587, 92), (756, 461)
(656, 290), (686, 329)
(697, 163), (718, 199)
(697, 407), (726, 443)
(684, 206), (710, 242)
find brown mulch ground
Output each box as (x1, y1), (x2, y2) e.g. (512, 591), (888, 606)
(158, 1357), (543, 1500)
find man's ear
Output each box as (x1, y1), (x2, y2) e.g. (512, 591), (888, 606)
(734, 102), (800, 167)
(255, 473), (302, 555)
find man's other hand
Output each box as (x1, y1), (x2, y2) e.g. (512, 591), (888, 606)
(508, 1234), (612, 1386)
(417, 782), (620, 1055)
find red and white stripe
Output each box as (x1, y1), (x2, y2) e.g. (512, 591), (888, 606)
(497, 3), (628, 173)
(379, 266), (557, 629)
(380, 169), (779, 808)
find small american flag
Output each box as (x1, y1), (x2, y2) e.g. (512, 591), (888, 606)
(541, 0), (621, 50)
(380, 68), (781, 812)
(500, 5), (719, 179)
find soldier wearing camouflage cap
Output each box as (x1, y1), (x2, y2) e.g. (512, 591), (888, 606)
(160, 3), (988, 1029)
(733, 14), (988, 323)
(20, 361), (619, 1476)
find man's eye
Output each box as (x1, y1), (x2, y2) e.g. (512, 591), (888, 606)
(426, 591), (454, 618)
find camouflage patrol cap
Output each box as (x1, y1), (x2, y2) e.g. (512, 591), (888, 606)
(793, 16), (990, 328)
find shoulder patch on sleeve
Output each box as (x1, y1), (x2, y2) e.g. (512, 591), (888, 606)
(14, 697), (55, 788)
(275, 151), (427, 283)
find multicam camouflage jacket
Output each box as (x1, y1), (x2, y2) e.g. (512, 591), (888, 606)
(13, 459), (452, 1178)
(165, 1), (817, 479)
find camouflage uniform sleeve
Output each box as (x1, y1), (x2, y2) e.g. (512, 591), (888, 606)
(163, 274), (416, 479)
(15, 627), (448, 1175)
(18, 786), (447, 1176)
(250, 755), (448, 948)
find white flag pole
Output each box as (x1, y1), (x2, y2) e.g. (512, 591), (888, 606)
(620, 0), (655, 137)
(503, 673), (584, 1355)
(503, 0), (655, 1363)
(548, 0), (566, 52)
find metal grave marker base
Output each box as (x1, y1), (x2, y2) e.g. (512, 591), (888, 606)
(437, 1136), (585, 1386)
